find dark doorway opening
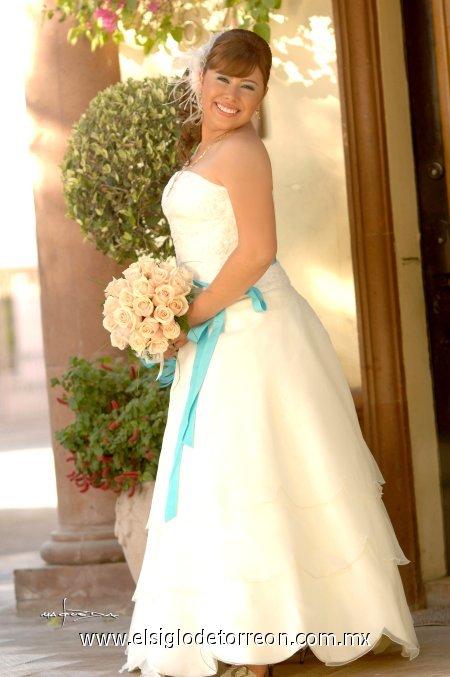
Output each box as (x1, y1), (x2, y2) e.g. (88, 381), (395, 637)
(401, 0), (450, 572)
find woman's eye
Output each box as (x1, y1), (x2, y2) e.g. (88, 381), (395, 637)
(217, 76), (255, 91)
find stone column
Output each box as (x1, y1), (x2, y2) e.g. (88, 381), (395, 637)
(18, 3), (133, 605)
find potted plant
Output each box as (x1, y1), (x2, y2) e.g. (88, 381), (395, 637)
(60, 76), (179, 264)
(51, 354), (170, 580)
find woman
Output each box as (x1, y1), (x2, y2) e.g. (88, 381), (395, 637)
(120, 28), (419, 676)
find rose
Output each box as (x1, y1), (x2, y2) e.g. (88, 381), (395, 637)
(110, 329), (129, 350)
(138, 256), (157, 276)
(167, 295), (189, 316)
(151, 266), (170, 284)
(162, 320), (181, 340)
(104, 277), (129, 297)
(123, 268), (142, 283)
(123, 261), (141, 279)
(118, 287), (135, 307)
(153, 305), (174, 325)
(174, 282), (191, 295)
(128, 328), (148, 354)
(140, 317), (160, 339)
(153, 283), (175, 305)
(149, 335), (169, 354)
(104, 278), (119, 296)
(102, 314), (117, 332)
(158, 257), (177, 273)
(170, 271), (192, 294)
(132, 296), (154, 317)
(113, 306), (137, 330)
(179, 266), (194, 283)
(103, 296), (120, 315)
(132, 276), (154, 297)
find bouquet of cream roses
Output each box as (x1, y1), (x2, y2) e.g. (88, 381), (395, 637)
(102, 255), (195, 379)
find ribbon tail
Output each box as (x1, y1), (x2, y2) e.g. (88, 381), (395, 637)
(164, 436), (184, 521)
(163, 273), (272, 522)
(155, 353), (165, 382)
(164, 311), (225, 522)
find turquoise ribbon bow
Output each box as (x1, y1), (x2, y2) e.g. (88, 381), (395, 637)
(163, 257), (277, 521)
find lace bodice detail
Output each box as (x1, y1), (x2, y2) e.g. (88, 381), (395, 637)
(161, 170), (291, 292)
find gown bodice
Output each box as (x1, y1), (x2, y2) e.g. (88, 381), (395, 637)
(161, 170), (291, 291)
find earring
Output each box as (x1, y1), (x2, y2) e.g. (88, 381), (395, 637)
(255, 108), (261, 120)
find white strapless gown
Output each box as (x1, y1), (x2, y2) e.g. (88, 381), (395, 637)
(119, 170), (420, 675)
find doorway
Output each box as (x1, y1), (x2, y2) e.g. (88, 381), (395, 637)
(401, 0), (450, 573)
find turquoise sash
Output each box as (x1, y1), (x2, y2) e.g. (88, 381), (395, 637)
(163, 257), (276, 521)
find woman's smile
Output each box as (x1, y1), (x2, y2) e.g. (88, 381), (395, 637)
(215, 101), (240, 116)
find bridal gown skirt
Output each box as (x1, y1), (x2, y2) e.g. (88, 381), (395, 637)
(120, 280), (420, 675)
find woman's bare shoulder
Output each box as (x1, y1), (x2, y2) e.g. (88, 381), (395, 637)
(215, 130), (272, 189)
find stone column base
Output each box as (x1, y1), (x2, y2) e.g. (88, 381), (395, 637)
(40, 525), (125, 565)
(14, 562), (135, 616)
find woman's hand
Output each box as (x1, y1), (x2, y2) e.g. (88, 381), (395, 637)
(163, 329), (189, 360)
(162, 300), (202, 360)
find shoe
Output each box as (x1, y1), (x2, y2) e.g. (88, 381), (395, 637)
(219, 666), (271, 677)
(298, 646), (309, 663)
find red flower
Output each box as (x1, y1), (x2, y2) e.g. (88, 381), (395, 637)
(111, 399), (119, 411)
(128, 429), (140, 444)
(100, 362), (113, 371)
(109, 420), (120, 431)
(93, 7), (118, 33)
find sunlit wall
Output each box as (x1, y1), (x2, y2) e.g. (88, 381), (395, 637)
(264, 0), (360, 387)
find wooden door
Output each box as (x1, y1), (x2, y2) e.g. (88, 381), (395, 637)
(402, 0), (450, 572)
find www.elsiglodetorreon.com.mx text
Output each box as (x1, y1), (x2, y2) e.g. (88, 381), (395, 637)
(79, 629), (372, 649)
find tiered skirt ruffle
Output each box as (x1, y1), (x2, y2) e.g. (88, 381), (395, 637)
(120, 282), (419, 675)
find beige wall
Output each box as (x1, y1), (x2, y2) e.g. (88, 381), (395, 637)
(376, 0), (446, 581)
(264, 0), (360, 388)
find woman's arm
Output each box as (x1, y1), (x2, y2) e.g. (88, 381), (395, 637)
(186, 137), (277, 328)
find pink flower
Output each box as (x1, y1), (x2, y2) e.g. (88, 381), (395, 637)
(147, 2), (161, 12)
(93, 8), (118, 33)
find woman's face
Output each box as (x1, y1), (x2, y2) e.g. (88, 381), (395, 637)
(199, 65), (267, 131)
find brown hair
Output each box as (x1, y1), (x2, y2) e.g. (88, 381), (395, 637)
(174, 29), (272, 165)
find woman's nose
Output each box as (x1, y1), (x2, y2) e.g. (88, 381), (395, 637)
(223, 83), (240, 103)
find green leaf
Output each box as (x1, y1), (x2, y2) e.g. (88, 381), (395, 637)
(170, 26), (183, 43)
(253, 22), (271, 43)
